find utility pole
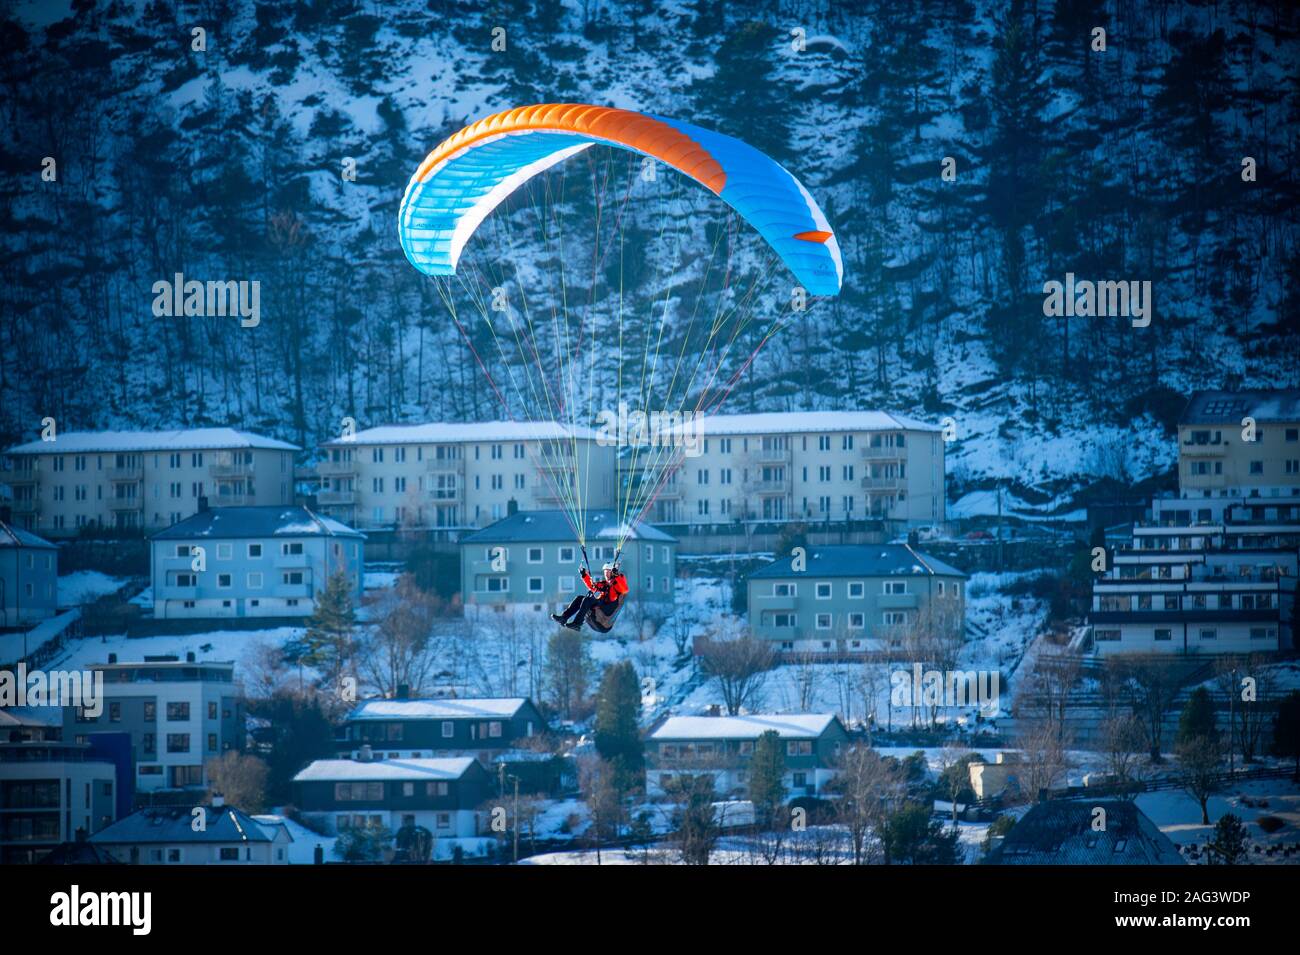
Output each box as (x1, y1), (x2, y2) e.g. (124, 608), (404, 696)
(996, 481), (1005, 574)
(512, 775), (520, 864)
(1229, 666), (1237, 775)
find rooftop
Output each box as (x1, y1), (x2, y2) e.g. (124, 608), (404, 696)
(90, 805), (285, 845)
(293, 757), (479, 782)
(5, 427), (298, 455)
(1179, 389), (1300, 426)
(987, 799), (1183, 865)
(346, 697), (529, 721)
(462, 509), (676, 544)
(649, 713), (839, 740)
(0, 519), (56, 550)
(321, 420), (597, 447)
(748, 543), (965, 580)
(152, 505), (363, 541)
(684, 410), (941, 436)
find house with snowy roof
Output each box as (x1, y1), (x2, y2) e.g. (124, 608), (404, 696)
(89, 797), (293, 865)
(643, 713), (850, 800)
(459, 509), (677, 624)
(746, 543), (967, 653)
(293, 754), (493, 839)
(0, 516), (58, 626)
(2, 427), (299, 538)
(315, 420), (616, 532)
(149, 502), (363, 619)
(336, 695), (546, 755)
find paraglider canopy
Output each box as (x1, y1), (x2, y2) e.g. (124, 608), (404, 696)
(399, 104), (843, 295)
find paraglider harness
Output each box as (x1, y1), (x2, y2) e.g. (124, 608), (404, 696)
(579, 545), (626, 634)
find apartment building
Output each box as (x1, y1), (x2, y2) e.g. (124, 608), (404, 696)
(1089, 514), (1297, 656)
(643, 714), (850, 800)
(64, 658), (244, 792)
(0, 517), (58, 626)
(150, 503), (364, 619)
(1177, 389), (1300, 498)
(625, 411), (945, 529)
(459, 509), (677, 622)
(0, 740), (118, 864)
(316, 421), (616, 531)
(293, 755), (492, 839)
(90, 800), (292, 865)
(1087, 389), (1299, 657)
(2, 427), (299, 537)
(747, 544), (967, 652)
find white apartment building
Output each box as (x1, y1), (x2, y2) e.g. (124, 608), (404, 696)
(316, 422), (615, 531)
(2, 428), (299, 537)
(1177, 389), (1300, 499)
(628, 411), (945, 528)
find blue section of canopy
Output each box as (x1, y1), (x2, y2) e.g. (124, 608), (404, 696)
(398, 117), (842, 296)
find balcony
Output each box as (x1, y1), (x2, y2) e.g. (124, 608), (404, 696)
(10, 498), (39, 514)
(278, 552), (310, 568)
(275, 583), (311, 599)
(750, 447), (791, 464)
(428, 486), (463, 502)
(861, 475), (903, 491)
(861, 444), (906, 460)
(105, 465), (143, 482)
(469, 559), (510, 574)
(210, 461), (254, 479)
(212, 492), (255, 507)
(318, 459), (358, 477)
(754, 593), (798, 611)
(317, 489), (356, 506)
(107, 496), (143, 511)
(425, 457), (465, 475)
(1181, 441), (1227, 456)
(879, 592), (920, 610)
(653, 483), (684, 500)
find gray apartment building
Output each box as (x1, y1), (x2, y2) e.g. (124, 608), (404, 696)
(644, 713), (850, 800)
(747, 543), (967, 653)
(2, 427), (299, 537)
(0, 517), (58, 627)
(150, 503), (364, 619)
(0, 740), (118, 864)
(459, 509), (677, 625)
(64, 658), (244, 792)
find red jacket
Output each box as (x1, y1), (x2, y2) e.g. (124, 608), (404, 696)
(582, 568), (629, 604)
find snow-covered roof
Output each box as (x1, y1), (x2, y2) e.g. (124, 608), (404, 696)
(683, 411), (941, 436)
(0, 519), (56, 549)
(152, 506), (363, 540)
(91, 806), (283, 845)
(321, 420), (598, 446)
(748, 544), (966, 579)
(293, 757), (479, 782)
(5, 427), (298, 454)
(462, 509), (676, 544)
(346, 698), (528, 721)
(1180, 389), (1300, 425)
(649, 713), (839, 740)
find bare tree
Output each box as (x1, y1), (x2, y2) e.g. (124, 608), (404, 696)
(1176, 734), (1223, 825)
(696, 632), (775, 716)
(1016, 650), (1081, 744)
(357, 576), (444, 697)
(1214, 655), (1274, 765)
(1112, 656), (1182, 762)
(1098, 710), (1147, 797)
(204, 752), (269, 813)
(1015, 715), (1068, 802)
(828, 744), (904, 864)
(937, 741), (973, 828)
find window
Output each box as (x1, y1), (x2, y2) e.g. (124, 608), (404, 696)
(281, 542), (303, 556)
(247, 572), (263, 589)
(527, 547), (543, 563)
(441, 721), (455, 738)
(1200, 628), (1217, 640)
(1154, 629), (1172, 642)
(848, 612), (865, 629)
(208, 702), (218, 720)
(883, 611), (907, 626)
(559, 575), (575, 592)
(216, 543), (232, 560)
(207, 734), (218, 751)
(217, 573), (231, 588)
(426, 782), (449, 797)
(484, 577), (508, 593)
(786, 740), (812, 756)
(248, 543), (262, 558)
(883, 580), (907, 595)
(847, 581), (864, 598)
(219, 848), (240, 861)
(436, 813), (451, 829)
(109, 702), (121, 722)
(527, 577), (543, 593)
(815, 582), (831, 599)
(773, 582), (796, 597)
(166, 734), (190, 753)
(815, 613), (831, 630)
(144, 703), (156, 722)
(167, 702), (190, 721)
